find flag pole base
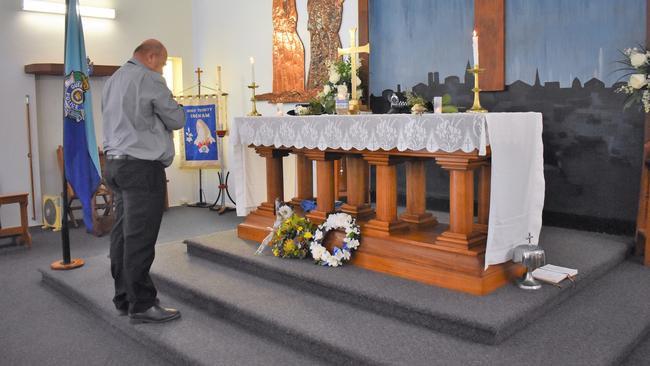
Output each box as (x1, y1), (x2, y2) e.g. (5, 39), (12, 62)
(51, 258), (85, 270)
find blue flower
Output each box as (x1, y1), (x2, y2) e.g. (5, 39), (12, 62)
(301, 199), (317, 212)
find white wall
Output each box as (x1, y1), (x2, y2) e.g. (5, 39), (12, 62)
(0, 0), (195, 227)
(191, 0), (359, 210)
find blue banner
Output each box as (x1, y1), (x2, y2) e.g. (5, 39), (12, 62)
(183, 104), (218, 161)
(63, 0), (101, 231)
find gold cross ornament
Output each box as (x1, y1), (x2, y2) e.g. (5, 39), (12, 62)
(337, 27), (370, 102)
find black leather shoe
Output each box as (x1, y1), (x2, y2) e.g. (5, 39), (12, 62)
(128, 304), (181, 324)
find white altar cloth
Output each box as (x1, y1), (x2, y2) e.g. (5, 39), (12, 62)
(230, 113), (544, 267)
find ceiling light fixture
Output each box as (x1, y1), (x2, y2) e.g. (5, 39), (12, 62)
(22, 0), (116, 19)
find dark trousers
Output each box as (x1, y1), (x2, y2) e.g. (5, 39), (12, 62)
(104, 158), (166, 313)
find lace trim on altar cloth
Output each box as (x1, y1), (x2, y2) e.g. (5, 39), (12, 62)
(231, 114), (489, 155)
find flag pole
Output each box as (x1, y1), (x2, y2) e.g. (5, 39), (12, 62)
(51, 0), (84, 271)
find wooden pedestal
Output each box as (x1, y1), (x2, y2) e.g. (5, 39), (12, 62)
(340, 155), (374, 221)
(238, 146), (522, 296)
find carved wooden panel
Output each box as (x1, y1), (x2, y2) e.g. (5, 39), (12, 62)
(272, 0), (305, 93)
(307, 0), (344, 89)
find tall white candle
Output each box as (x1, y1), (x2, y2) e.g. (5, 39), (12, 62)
(217, 65), (222, 90)
(472, 30), (479, 67)
(249, 57), (255, 84)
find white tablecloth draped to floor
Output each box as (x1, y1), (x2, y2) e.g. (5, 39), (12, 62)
(230, 113), (544, 267)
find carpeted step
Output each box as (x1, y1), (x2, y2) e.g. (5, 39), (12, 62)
(39, 251), (326, 366)
(184, 226), (630, 344)
(151, 242), (650, 366)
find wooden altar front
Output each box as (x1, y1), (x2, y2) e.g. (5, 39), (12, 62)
(238, 145), (524, 295)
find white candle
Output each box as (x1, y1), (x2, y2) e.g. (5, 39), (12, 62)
(249, 57), (255, 84)
(217, 65), (222, 90)
(472, 30), (479, 67)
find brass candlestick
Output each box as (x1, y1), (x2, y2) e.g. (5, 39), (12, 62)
(467, 66), (487, 113)
(349, 99), (360, 115)
(247, 82), (261, 116)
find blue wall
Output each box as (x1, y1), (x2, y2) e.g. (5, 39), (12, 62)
(369, 0), (646, 94)
(506, 0), (645, 86)
(369, 0), (474, 95)
(369, 0), (647, 232)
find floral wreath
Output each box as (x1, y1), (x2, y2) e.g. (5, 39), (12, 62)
(310, 213), (361, 267)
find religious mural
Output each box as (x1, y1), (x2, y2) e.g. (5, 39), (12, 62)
(369, 0), (646, 233)
(272, 0), (305, 93)
(307, 0), (345, 89)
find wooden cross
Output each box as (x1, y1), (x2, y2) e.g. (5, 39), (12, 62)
(337, 27), (370, 101)
(195, 67), (203, 83)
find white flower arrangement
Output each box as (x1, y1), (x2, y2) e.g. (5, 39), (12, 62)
(616, 47), (650, 113)
(309, 212), (361, 267)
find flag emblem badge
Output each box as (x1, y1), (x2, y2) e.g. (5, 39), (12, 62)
(64, 71), (89, 122)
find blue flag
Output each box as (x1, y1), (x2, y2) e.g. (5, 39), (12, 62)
(63, 0), (101, 232)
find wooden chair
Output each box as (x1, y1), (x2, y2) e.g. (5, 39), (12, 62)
(56, 146), (115, 236)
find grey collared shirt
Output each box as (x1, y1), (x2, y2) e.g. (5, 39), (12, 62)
(102, 58), (185, 167)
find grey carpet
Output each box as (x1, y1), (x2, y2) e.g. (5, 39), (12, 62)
(47, 241), (650, 366)
(0, 206), (242, 366)
(8, 206), (650, 365)
(40, 253), (326, 366)
(184, 226), (630, 344)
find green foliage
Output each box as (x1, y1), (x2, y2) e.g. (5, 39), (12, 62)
(405, 92), (427, 108)
(270, 214), (315, 259)
(304, 56), (360, 115)
(441, 93), (458, 113)
(442, 105), (459, 113)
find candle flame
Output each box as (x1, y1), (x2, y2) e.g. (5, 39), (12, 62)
(250, 57), (255, 64)
(473, 30), (477, 37)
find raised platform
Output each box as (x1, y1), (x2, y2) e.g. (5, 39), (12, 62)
(239, 210), (523, 295)
(40, 225), (650, 365)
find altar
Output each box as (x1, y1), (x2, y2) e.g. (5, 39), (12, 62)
(231, 112), (544, 295)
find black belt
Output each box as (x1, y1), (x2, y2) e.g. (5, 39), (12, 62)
(106, 154), (140, 161)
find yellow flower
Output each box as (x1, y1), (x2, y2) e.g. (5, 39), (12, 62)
(298, 226), (304, 232)
(284, 239), (296, 253)
(304, 232), (313, 239)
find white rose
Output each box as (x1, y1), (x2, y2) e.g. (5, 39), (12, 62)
(314, 230), (323, 241)
(356, 76), (362, 86)
(342, 250), (351, 261)
(631, 52), (648, 68)
(326, 256), (340, 267)
(278, 205), (293, 219)
(311, 244), (325, 260)
(334, 250), (345, 261)
(323, 84), (332, 95)
(347, 239), (359, 250)
(296, 105), (308, 115)
(329, 70), (340, 84)
(629, 74), (647, 89)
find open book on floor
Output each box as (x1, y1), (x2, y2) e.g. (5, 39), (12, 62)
(532, 264), (578, 285)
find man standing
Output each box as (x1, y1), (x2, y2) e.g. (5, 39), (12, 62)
(102, 39), (184, 323)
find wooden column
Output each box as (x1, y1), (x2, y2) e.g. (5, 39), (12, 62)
(435, 157), (485, 249)
(399, 159), (436, 226)
(476, 163), (491, 233)
(363, 153), (408, 235)
(341, 155), (374, 220)
(290, 153), (313, 208)
(304, 151), (340, 224)
(334, 160), (348, 200)
(255, 147), (289, 216)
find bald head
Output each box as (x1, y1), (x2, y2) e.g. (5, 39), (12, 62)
(133, 39), (168, 74)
